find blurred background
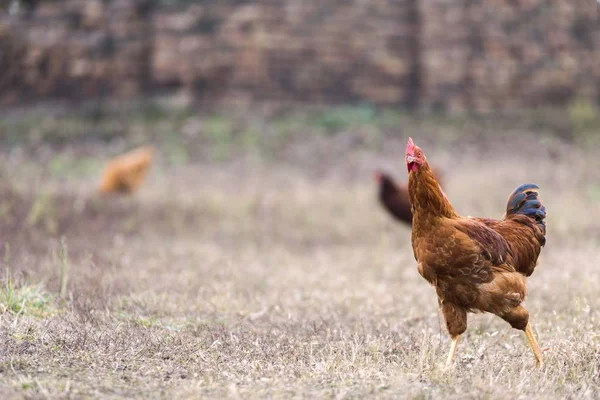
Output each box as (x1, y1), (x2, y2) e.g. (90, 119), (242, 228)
(0, 0), (598, 182)
(1, 0), (598, 111)
(0, 1), (599, 397)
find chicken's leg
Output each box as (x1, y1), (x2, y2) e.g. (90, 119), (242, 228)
(441, 303), (466, 367)
(446, 335), (460, 366)
(524, 322), (543, 367)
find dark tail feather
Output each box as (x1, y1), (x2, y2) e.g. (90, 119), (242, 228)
(505, 183), (546, 236)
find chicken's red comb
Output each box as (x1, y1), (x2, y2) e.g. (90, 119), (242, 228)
(406, 137), (415, 154)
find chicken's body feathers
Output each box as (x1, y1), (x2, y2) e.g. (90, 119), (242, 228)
(99, 146), (154, 194)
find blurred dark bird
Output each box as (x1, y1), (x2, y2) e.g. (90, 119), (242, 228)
(374, 167), (443, 226)
(405, 137), (547, 367)
(99, 146), (154, 194)
(374, 170), (413, 225)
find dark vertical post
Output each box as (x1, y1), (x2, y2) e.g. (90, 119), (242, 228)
(406, 0), (422, 111)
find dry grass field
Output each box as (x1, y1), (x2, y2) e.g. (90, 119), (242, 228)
(0, 104), (599, 399)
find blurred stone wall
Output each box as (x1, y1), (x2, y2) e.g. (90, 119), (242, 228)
(0, 0), (597, 111)
(421, 0), (599, 113)
(0, 0), (153, 104)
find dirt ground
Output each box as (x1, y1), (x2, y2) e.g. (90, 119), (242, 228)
(0, 106), (599, 399)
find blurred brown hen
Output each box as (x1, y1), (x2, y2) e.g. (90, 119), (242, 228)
(374, 167), (443, 226)
(99, 146), (154, 194)
(405, 138), (547, 367)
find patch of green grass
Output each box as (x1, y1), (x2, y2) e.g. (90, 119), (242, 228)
(239, 128), (262, 151)
(139, 102), (171, 122)
(568, 98), (598, 131)
(0, 277), (58, 318)
(20, 381), (36, 390)
(271, 112), (307, 137)
(204, 115), (234, 160)
(567, 98), (600, 146)
(114, 310), (188, 331)
(12, 325), (39, 343)
(312, 105), (377, 134)
(163, 140), (190, 165)
(26, 192), (58, 235)
(49, 155), (103, 178)
(376, 108), (407, 130)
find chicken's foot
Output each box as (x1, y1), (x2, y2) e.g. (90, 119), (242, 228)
(524, 322), (543, 367)
(446, 335), (460, 366)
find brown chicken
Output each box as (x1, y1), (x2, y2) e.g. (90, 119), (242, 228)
(374, 168), (443, 225)
(99, 146), (154, 194)
(405, 138), (547, 367)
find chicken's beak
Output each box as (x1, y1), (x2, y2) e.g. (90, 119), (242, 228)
(406, 155), (415, 163)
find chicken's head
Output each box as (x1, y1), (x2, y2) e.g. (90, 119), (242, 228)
(405, 137), (425, 173)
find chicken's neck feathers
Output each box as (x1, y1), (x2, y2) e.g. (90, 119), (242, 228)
(408, 162), (458, 222)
